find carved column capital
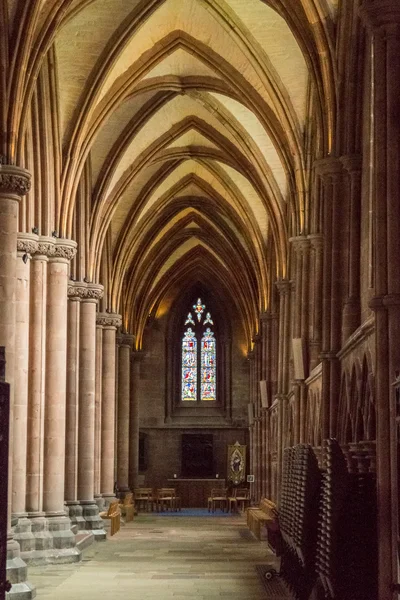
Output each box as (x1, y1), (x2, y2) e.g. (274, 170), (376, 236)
(308, 233), (324, 252)
(67, 281), (103, 302)
(83, 283), (103, 302)
(96, 312), (122, 328)
(33, 236), (56, 258)
(50, 238), (77, 263)
(17, 233), (39, 256)
(314, 156), (344, 182)
(117, 333), (134, 348)
(0, 164), (31, 197)
(289, 235), (310, 255)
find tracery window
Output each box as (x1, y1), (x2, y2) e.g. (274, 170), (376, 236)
(181, 298), (216, 402)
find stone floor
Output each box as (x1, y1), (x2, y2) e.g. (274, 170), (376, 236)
(29, 512), (279, 599)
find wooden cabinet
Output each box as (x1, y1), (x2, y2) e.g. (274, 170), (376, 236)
(167, 478), (225, 508)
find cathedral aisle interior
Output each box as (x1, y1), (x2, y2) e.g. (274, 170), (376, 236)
(28, 514), (274, 600)
(1, 1), (399, 599)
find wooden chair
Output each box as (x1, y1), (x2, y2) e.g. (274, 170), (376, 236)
(119, 492), (135, 522)
(228, 487), (250, 512)
(134, 488), (154, 512)
(99, 500), (120, 536)
(207, 488), (227, 513)
(156, 488), (175, 512)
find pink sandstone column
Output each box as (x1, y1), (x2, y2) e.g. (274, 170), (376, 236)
(43, 239), (76, 521)
(117, 333), (134, 494)
(94, 319), (103, 505)
(0, 167), (31, 511)
(76, 283), (105, 535)
(64, 283), (84, 527)
(26, 238), (53, 517)
(12, 234), (37, 518)
(98, 314), (121, 503)
(11, 235), (38, 558)
(0, 165), (33, 594)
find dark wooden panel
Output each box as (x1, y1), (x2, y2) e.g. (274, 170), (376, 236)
(168, 479), (225, 508)
(181, 434), (213, 478)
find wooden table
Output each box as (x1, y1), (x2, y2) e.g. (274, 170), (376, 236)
(167, 478), (226, 508)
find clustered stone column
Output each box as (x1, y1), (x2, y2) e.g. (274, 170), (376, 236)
(315, 158), (344, 440)
(129, 351), (144, 492)
(64, 282), (106, 537)
(77, 283), (105, 535)
(65, 283), (83, 527)
(359, 3), (400, 598)
(116, 333), (134, 495)
(43, 239), (79, 552)
(0, 165), (35, 597)
(98, 313), (121, 504)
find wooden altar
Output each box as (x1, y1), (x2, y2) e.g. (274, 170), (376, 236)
(167, 478), (225, 508)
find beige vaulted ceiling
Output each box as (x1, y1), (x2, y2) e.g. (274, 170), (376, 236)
(27, 0), (336, 348)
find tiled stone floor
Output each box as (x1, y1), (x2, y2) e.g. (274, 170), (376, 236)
(29, 513), (278, 599)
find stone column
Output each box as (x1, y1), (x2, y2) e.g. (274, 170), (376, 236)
(117, 334), (134, 494)
(341, 156), (362, 339)
(129, 351), (143, 492)
(12, 235), (37, 518)
(275, 279), (291, 491)
(94, 319), (103, 508)
(290, 236), (311, 444)
(43, 239), (78, 555)
(12, 235), (37, 559)
(98, 314), (121, 504)
(247, 350), (255, 501)
(26, 238), (54, 554)
(359, 3), (400, 598)
(64, 284), (83, 528)
(0, 165), (35, 598)
(308, 234), (324, 369)
(75, 283), (105, 536)
(315, 158), (344, 439)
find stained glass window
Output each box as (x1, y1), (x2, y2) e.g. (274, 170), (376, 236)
(201, 328), (216, 401)
(193, 298), (206, 322)
(181, 328), (197, 401)
(204, 312), (213, 325)
(181, 300), (216, 402)
(185, 312), (195, 325)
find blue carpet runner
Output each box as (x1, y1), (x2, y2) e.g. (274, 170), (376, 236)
(151, 508), (240, 517)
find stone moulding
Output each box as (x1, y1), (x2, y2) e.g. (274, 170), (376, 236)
(17, 233), (39, 255)
(0, 165), (31, 195)
(68, 282), (104, 301)
(52, 239), (78, 261)
(96, 312), (122, 328)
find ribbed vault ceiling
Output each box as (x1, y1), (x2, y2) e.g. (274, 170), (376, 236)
(23, 0), (336, 348)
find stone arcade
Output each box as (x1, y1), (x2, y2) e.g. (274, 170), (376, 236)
(0, 1), (399, 599)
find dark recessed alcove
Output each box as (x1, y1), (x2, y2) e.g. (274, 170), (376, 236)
(181, 433), (213, 477)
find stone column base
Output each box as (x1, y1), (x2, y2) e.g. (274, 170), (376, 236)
(79, 501), (106, 541)
(6, 537), (36, 600)
(65, 501), (86, 530)
(16, 514), (81, 565)
(94, 495), (105, 511)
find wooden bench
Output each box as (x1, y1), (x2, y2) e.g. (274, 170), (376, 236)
(99, 500), (120, 536)
(119, 492), (135, 522)
(247, 498), (280, 544)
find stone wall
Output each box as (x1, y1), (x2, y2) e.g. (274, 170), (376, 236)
(139, 428), (248, 488)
